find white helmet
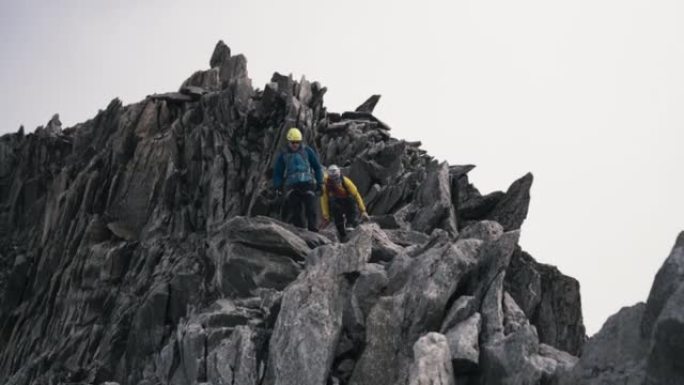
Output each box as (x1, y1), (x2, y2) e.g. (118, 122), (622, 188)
(328, 165), (341, 180)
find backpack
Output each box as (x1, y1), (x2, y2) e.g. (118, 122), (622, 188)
(326, 176), (351, 198)
(283, 145), (314, 186)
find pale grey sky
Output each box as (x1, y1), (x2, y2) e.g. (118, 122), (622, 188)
(1, 0), (683, 335)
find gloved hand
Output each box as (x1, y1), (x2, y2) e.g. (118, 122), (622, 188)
(361, 212), (371, 222)
(315, 183), (323, 195)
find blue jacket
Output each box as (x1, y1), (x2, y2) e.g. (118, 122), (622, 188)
(273, 145), (324, 188)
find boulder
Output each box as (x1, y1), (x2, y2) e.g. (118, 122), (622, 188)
(408, 333), (455, 385)
(458, 220), (504, 242)
(440, 295), (477, 333)
(207, 326), (258, 385)
(351, 238), (482, 385)
(349, 263), (389, 329)
(368, 225), (403, 262)
(445, 313), (481, 373)
(480, 323), (545, 385)
(208, 239), (302, 297)
(410, 161), (458, 235)
(217, 216), (312, 261)
(503, 292), (528, 335)
(264, 227), (372, 385)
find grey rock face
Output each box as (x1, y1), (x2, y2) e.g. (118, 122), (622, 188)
(645, 282), (684, 385)
(444, 312), (481, 373)
(458, 190), (505, 223)
(383, 229), (430, 247)
(264, 227), (372, 385)
(350, 238), (483, 385)
(538, 344), (578, 384)
(346, 296), (398, 385)
(408, 333), (455, 385)
(480, 325), (543, 385)
(208, 238), (301, 297)
(558, 304), (648, 385)
(368, 224), (403, 262)
(458, 220), (504, 243)
(440, 295), (477, 333)
(0, 41), (590, 385)
(473, 231), (520, 341)
(505, 248), (586, 355)
(207, 326), (258, 385)
(641, 231), (684, 338)
(348, 263), (389, 330)
(503, 292), (529, 335)
(217, 216), (314, 261)
(410, 161), (458, 235)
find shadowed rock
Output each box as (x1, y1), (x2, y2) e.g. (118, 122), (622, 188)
(505, 248), (586, 355)
(641, 231), (684, 338)
(645, 282), (684, 384)
(210, 40), (231, 68)
(440, 295), (477, 334)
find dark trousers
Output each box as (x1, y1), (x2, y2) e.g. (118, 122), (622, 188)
(284, 182), (318, 231)
(330, 196), (359, 238)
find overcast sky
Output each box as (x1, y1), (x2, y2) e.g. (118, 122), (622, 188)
(1, 0), (683, 335)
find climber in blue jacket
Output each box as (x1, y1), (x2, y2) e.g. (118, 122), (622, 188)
(272, 127), (324, 231)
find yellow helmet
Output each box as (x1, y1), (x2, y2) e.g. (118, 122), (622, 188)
(286, 127), (303, 141)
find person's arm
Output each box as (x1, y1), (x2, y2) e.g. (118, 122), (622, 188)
(307, 147), (324, 186)
(344, 177), (367, 214)
(273, 153), (284, 188)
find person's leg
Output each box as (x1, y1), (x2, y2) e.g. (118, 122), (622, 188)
(343, 197), (359, 228)
(288, 189), (305, 228)
(330, 198), (346, 239)
(304, 187), (318, 232)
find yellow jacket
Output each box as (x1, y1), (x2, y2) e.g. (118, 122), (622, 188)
(320, 175), (367, 221)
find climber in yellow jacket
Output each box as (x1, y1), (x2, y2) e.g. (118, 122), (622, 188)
(320, 165), (370, 240)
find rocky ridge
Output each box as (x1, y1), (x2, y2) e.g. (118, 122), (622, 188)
(559, 232), (684, 385)
(0, 40), (609, 385)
